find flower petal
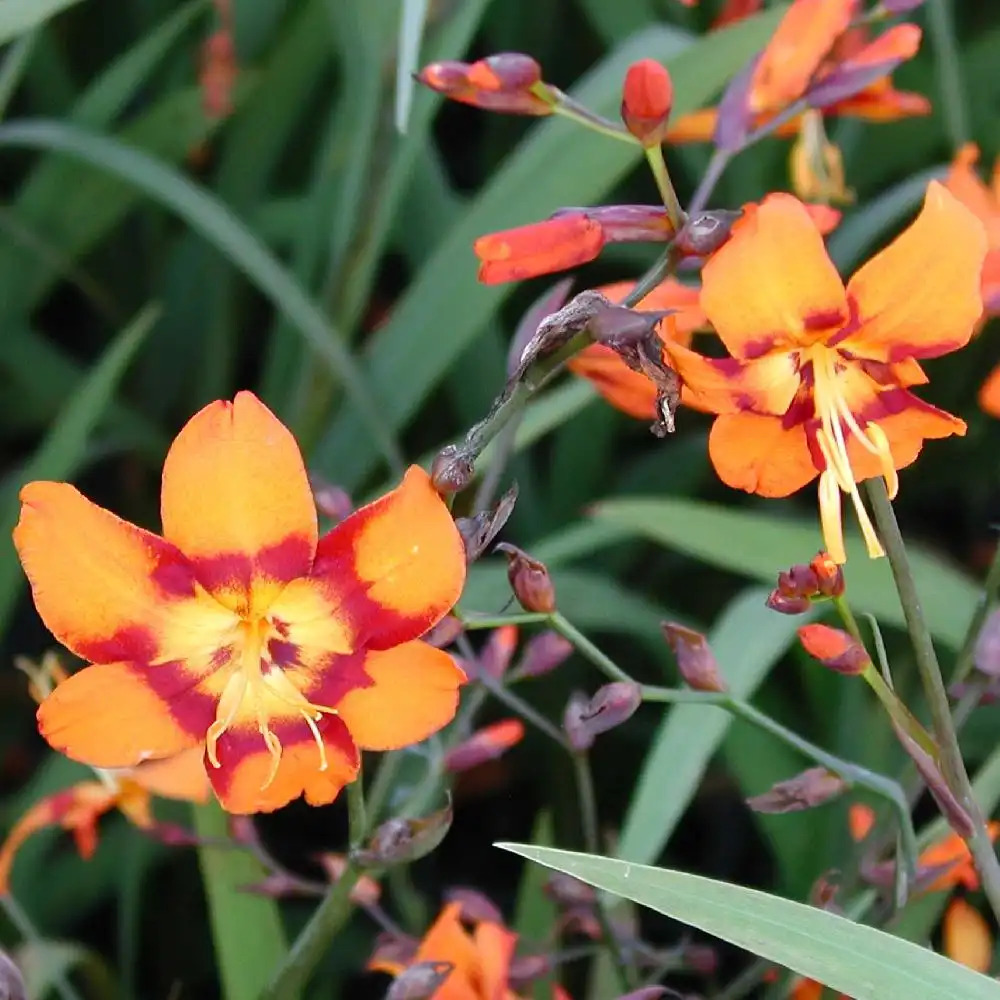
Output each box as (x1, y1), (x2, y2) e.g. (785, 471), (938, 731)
(160, 392), (317, 611)
(207, 714), (359, 814)
(666, 107), (719, 143)
(709, 412), (819, 497)
(700, 195), (848, 360)
(944, 144), (1000, 247)
(37, 662), (205, 768)
(335, 642), (465, 750)
(130, 746), (211, 802)
(413, 903), (481, 990)
(942, 899), (993, 973)
(843, 182), (988, 361)
(474, 921), (518, 998)
(311, 466), (466, 649)
(13, 482), (194, 664)
(474, 215), (604, 284)
(980, 363), (1000, 418)
(829, 80), (930, 122)
(749, 0), (857, 113)
(666, 342), (802, 416)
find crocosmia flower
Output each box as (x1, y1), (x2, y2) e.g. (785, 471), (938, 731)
(14, 392), (467, 814)
(665, 183), (985, 563)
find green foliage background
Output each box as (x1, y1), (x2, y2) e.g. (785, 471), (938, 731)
(1, 0), (999, 997)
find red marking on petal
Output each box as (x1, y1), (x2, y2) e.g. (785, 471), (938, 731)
(297, 649), (375, 708)
(803, 307), (848, 331)
(149, 556), (198, 599)
(190, 534), (314, 608)
(75, 625), (158, 666)
(139, 660), (218, 737)
(267, 639), (298, 667)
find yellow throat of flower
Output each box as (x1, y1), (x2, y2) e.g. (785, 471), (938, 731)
(808, 346), (897, 564)
(205, 616), (338, 790)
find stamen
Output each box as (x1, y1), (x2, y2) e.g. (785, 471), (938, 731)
(302, 712), (329, 772)
(259, 721), (283, 791)
(818, 470), (847, 564)
(865, 423), (898, 499)
(206, 671), (248, 768)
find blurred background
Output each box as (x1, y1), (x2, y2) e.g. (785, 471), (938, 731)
(1, 0), (999, 996)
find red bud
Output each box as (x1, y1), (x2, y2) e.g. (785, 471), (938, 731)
(478, 625), (520, 680)
(496, 543), (556, 614)
(662, 623), (727, 692)
(765, 591), (813, 615)
(621, 60), (674, 146)
(443, 719), (525, 772)
(430, 444), (475, 494)
(797, 624), (871, 676)
(418, 53), (555, 116)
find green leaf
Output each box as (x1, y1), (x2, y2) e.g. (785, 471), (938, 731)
(0, 119), (403, 475)
(591, 496), (976, 648)
(495, 846), (1000, 1000)
(395, 0), (430, 132)
(15, 939), (116, 1000)
(0, 0), (85, 45)
(194, 801), (288, 1000)
(315, 6), (788, 489)
(618, 588), (815, 864)
(0, 303), (156, 635)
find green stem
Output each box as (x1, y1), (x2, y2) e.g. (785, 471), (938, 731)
(458, 611), (550, 630)
(552, 93), (639, 145)
(644, 146), (685, 231)
(571, 752), (635, 991)
(640, 684), (918, 886)
(549, 612), (633, 684)
(261, 774), (368, 999)
(926, 0), (970, 148)
(865, 479), (1000, 921)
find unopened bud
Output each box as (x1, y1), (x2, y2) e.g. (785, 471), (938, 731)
(682, 943), (718, 976)
(544, 872), (595, 908)
(418, 52), (555, 116)
(444, 887), (504, 924)
(352, 801), (453, 867)
(565, 682), (642, 750)
(515, 630), (573, 679)
(765, 591), (813, 615)
(621, 59), (674, 146)
(974, 609), (1000, 677)
(675, 210), (739, 258)
(809, 551), (844, 597)
(476, 625), (520, 680)
(746, 767), (847, 814)
(443, 719), (524, 772)
(797, 624), (871, 676)
(0, 950), (25, 1000)
(496, 543), (556, 613)
(317, 853), (381, 905)
(662, 623), (727, 692)
(310, 476), (353, 522)
(422, 615), (464, 649)
(431, 444), (475, 494)
(508, 953), (554, 986)
(386, 961), (454, 1000)
(456, 484), (518, 563)
(369, 932), (418, 973)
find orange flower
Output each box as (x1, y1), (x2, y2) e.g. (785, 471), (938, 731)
(568, 278), (706, 419)
(0, 747), (208, 893)
(372, 901), (520, 999)
(942, 898), (993, 973)
(666, 184), (985, 563)
(13, 392), (467, 814)
(942, 144), (1000, 416)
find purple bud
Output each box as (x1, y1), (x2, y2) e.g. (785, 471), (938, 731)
(516, 630), (574, 679)
(662, 623), (727, 692)
(310, 475), (353, 523)
(881, 0), (926, 13)
(544, 872), (596, 908)
(422, 615), (464, 649)
(0, 951), (25, 1000)
(974, 609), (1000, 677)
(766, 591), (814, 615)
(385, 961), (454, 1000)
(508, 953), (553, 986)
(444, 887), (504, 925)
(746, 767), (846, 814)
(564, 682), (642, 749)
(675, 210), (740, 257)
(353, 801), (453, 867)
(496, 543), (557, 614)
(431, 445), (475, 494)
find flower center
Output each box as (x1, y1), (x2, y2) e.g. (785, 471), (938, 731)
(205, 615), (338, 790)
(807, 346), (897, 563)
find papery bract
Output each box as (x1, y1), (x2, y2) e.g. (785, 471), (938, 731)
(14, 393), (467, 814)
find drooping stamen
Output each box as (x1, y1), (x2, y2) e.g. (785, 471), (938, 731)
(818, 468), (846, 564)
(206, 671), (248, 768)
(865, 422), (898, 499)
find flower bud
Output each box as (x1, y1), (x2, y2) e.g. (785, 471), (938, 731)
(544, 871), (596, 908)
(974, 609), (1000, 677)
(386, 961), (454, 1000)
(477, 624), (520, 680)
(431, 444), (475, 494)
(515, 630), (574, 679)
(508, 953), (554, 986)
(746, 767), (846, 814)
(418, 53), (556, 116)
(444, 887), (504, 925)
(765, 591), (813, 615)
(0, 950), (25, 1000)
(422, 615), (464, 649)
(621, 59), (674, 146)
(682, 943), (718, 976)
(662, 623), (727, 692)
(309, 475), (353, 523)
(564, 682), (642, 749)
(443, 719), (524, 772)
(456, 484), (518, 563)
(797, 624), (871, 676)
(352, 801), (453, 867)
(675, 210), (740, 258)
(496, 543), (556, 613)
(317, 853), (381, 905)
(809, 551), (844, 597)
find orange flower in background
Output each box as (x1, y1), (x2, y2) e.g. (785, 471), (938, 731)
(665, 183), (985, 563)
(942, 898), (993, 973)
(568, 278), (706, 419)
(943, 144), (1000, 416)
(0, 747), (208, 893)
(14, 392), (467, 814)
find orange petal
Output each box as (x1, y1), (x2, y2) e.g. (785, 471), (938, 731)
(412, 903), (481, 998)
(830, 81), (931, 122)
(37, 662), (204, 768)
(13, 482), (194, 664)
(942, 899), (993, 973)
(311, 466), (466, 650)
(474, 920), (518, 998)
(160, 392), (317, 612)
(789, 980), (824, 1000)
(750, 0), (857, 114)
(848, 802), (875, 841)
(208, 714), (359, 814)
(700, 195), (848, 360)
(843, 182), (988, 362)
(0, 783), (115, 892)
(944, 144), (1000, 247)
(130, 746), (211, 802)
(708, 411), (819, 497)
(335, 641), (465, 751)
(980, 364), (1000, 418)
(568, 344), (659, 420)
(665, 107), (719, 144)
(666, 342), (802, 416)
(474, 215), (604, 284)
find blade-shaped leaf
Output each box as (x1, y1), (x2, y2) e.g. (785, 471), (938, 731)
(0, 0), (85, 46)
(496, 845), (1000, 1000)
